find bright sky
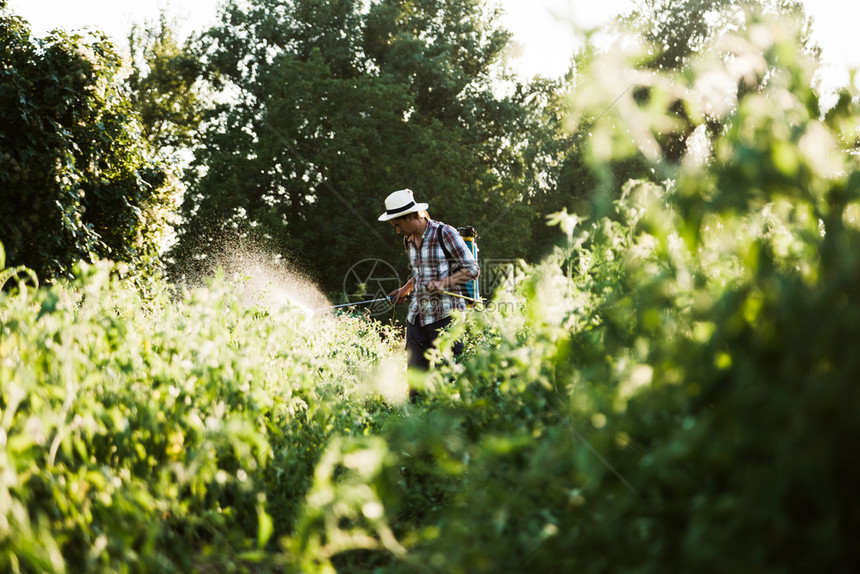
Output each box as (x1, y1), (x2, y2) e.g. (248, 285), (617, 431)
(6, 0), (860, 83)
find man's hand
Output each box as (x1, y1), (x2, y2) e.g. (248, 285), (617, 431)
(425, 279), (446, 294)
(389, 277), (416, 304)
(388, 287), (409, 304)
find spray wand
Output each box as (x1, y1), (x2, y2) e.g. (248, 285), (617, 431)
(314, 296), (393, 313)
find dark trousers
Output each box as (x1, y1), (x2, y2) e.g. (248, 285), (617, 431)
(405, 316), (464, 371)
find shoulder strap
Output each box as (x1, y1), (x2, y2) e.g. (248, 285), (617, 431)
(437, 225), (465, 299)
(437, 224), (454, 266)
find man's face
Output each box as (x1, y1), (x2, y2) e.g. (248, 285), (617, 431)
(390, 215), (418, 236)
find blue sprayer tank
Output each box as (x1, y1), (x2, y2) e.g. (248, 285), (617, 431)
(457, 226), (479, 304)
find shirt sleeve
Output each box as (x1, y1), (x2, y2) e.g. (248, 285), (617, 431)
(440, 224), (479, 279)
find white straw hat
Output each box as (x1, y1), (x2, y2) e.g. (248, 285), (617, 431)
(378, 188), (429, 221)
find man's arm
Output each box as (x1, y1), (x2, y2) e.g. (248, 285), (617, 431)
(426, 268), (474, 293)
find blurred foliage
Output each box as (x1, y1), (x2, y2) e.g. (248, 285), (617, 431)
(617, 0), (817, 72)
(544, 0), (820, 238)
(0, 8), (181, 284)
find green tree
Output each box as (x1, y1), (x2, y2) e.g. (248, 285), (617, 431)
(126, 12), (205, 158)
(169, 0), (541, 293)
(0, 7), (181, 283)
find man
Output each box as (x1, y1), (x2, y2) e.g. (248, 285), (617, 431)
(379, 188), (479, 371)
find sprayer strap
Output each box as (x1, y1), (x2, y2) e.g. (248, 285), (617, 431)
(437, 225), (466, 296)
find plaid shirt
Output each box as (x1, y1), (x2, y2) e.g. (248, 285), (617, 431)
(406, 219), (479, 326)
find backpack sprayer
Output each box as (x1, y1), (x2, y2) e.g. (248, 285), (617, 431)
(453, 226), (480, 304)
